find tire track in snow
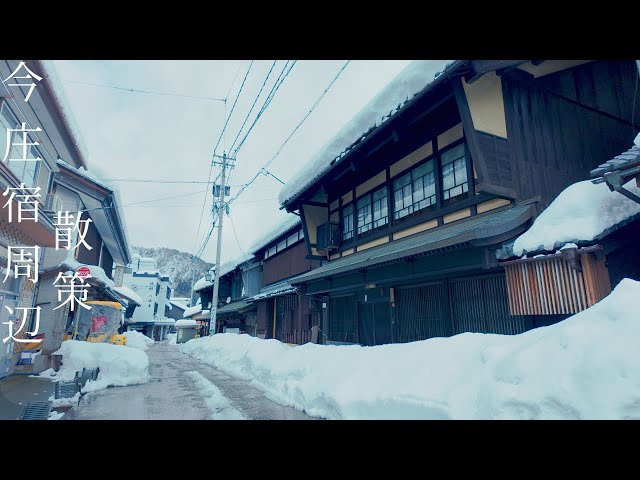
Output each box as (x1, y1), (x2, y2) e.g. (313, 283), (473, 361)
(186, 371), (246, 420)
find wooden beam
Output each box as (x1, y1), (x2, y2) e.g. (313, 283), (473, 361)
(451, 78), (489, 186)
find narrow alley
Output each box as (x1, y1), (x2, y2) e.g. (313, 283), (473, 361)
(63, 342), (317, 420)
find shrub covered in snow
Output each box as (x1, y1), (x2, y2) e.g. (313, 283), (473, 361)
(124, 330), (155, 351)
(181, 279), (640, 420)
(47, 340), (150, 393)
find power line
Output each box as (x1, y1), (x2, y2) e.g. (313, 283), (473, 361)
(192, 61), (254, 255)
(80, 189), (207, 213)
(231, 60), (297, 157)
(227, 211), (246, 256)
(229, 60), (351, 207)
(67, 80), (226, 102)
(227, 60), (277, 154)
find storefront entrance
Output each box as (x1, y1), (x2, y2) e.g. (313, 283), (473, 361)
(358, 299), (392, 346)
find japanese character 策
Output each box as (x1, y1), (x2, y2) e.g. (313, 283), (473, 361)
(53, 271), (91, 312)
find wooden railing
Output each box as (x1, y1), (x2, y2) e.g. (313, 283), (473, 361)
(503, 246), (611, 316)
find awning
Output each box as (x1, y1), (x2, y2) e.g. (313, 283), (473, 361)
(290, 204), (535, 284)
(216, 299), (255, 314)
(248, 280), (297, 301)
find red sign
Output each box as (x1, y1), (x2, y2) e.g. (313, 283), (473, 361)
(77, 266), (91, 278)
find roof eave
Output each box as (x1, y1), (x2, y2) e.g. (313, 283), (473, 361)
(280, 60), (470, 211)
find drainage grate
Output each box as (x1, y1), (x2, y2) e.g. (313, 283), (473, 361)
(20, 401), (52, 420)
(55, 380), (79, 399)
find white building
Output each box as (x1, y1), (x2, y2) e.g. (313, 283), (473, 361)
(122, 254), (174, 339)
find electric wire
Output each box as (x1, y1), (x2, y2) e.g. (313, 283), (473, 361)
(228, 60), (351, 207)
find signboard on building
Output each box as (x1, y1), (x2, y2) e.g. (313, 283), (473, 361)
(113, 265), (125, 287)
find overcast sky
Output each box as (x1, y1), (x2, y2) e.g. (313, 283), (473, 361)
(53, 60), (412, 265)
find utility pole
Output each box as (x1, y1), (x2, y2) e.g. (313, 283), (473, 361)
(209, 152), (232, 336)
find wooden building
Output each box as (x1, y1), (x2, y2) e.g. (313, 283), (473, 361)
(248, 219), (322, 343)
(279, 60), (640, 346)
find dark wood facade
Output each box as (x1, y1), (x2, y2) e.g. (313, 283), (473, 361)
(282, 60), (640, 346)
(253, 225), (321, 343)
(262, 242), (320, 286)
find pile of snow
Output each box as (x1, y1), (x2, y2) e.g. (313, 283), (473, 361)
(45, 340), (149, 393)
(166, 333), (177, 345)
(513, 179), (640, 256)
(182, 279), (640, 420)
(124, 330), (154, 350)
(186, 371), (245, 420)
(278, 60), (454, 206)
(176, 319), (198, 327)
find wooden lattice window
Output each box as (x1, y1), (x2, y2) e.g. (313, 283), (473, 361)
(503, 246), (612, 316)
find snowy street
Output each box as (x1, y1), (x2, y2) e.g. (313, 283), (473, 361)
(62, 341), (316, 420)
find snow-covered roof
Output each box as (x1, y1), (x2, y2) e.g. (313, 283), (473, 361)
(183, 305), (203, 318)
(513, 178), (640, 257)
(278, 60), (455, 207)
(113, 285), (143, 306)
(249, 280), (297, 301)
(194, 252), (254, 292)
(175, 319), (198, 328)
(193, 276), (213, 293)
(250, 216), (301, 254)
(57, 258), (115, 288)
(40, 60), (90, 169)
(168, 300), (187, 311)
(56, 158), (132, 264)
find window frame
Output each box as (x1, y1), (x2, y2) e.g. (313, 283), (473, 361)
(355, 185), (388, 238)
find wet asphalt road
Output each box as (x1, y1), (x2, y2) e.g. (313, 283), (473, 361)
(63, 342), (316, 420)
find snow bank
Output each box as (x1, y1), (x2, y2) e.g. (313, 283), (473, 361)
(279, 60), (454, 206)
(513, 179), (640, 256)
(181, 279), (640, 420)
(124, 330), (154, 350)
(48, 340), (149, 393)
(186, 371), (245, 420)
(166, 333), (177, 345)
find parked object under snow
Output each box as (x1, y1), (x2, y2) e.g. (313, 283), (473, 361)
(181, 279), (640, 420)
(513, 179), (640, 256)
(46, 340), (149, 393)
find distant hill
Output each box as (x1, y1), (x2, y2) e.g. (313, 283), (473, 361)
(131, 246), (214, 298)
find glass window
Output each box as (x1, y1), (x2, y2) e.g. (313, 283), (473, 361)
(298, 230), (304, 240)
(356, 195), (372, 235)
(372, 186), (388, 229)
(342, 203), (354, 240)
(441, 143), (469, 203)
(286, 231), (298, 247)
(277, 239), (287, 252)
(393, 158), (436, 220)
